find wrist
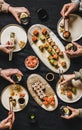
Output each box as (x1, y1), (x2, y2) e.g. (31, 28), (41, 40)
(8, 6), (13, 13)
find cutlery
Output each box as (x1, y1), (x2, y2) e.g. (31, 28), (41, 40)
(9, 97), (13, 130)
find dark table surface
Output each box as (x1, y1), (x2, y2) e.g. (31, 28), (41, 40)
(0, 0), (82, 130)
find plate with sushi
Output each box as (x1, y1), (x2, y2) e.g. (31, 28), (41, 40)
(27, 74), (58, 111)
(0, 24), (27, 52)
(1, 84), (29, 112)
(57, 14), (82, 42)
(27, 24), (70, 73)
(56, 81), (82, 103)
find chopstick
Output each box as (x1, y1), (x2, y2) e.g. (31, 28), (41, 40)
(64, 17), (69, 32)
(59, 69), (64, 82)
(9, 49), (13, 61)
(9, 97), (13, 130)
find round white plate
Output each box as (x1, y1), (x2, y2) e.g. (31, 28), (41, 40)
(57, 14), (82, 42)
(27, 24), (70, 73)
(0, 24), (27, 52)
(1, 84), (29, 112)
(56, 82), (82, 103)
(27, 74), (58, 111)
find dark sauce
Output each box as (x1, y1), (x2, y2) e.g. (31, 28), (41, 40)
(18, 98), (25, 104)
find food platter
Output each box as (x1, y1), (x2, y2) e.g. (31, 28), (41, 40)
(56, 81), (82, 103)
(0, 24), (27, 52)
(1, 84), (29, 112)
(27, 24), (70, 73)
(27, 74), (58, 111)
(57, 14), (82, 42)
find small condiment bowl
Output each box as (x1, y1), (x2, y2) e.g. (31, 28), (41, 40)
(11, 73), (22, 83)
(18, 97), (25, 108)
(46, 72), (54, 81)
(25, 55), (39, 70)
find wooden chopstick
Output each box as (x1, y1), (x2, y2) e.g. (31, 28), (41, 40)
(59, 69), (64, 83)
(9, 97), (13, 130)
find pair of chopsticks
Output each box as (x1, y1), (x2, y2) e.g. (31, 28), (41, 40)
(9, 97), (13, 130)
(64, 17), (69, 32)
(59, 69), (64, 82)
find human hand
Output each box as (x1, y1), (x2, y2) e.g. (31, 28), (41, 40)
(61, 106), (79, 119)
(0, 68), (23, 83)
(61, 3), (78, 17)
(59, 74), (75, 86)
(8, 6), (30, 23)
(65, 42), (82, 58)
(0, 42), (14, 54)
(0, 112), (15, 129)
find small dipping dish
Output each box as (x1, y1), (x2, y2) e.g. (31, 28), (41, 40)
(20, 12), (31, 25)
(60, 106), (72, 116)
(46, 72), (54, 81)
(11, 73), (22, 83)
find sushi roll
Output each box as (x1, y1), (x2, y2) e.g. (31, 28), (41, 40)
(61, 61), (67, 68)
(39, 45), (44, 52)
(63, 31), (71, 39)
(59, 51), (64, 58)
(33, 29), (39, 36)
(32, 36), (38, 43)
(42, 28), (47, 35)
(40, 35), (45, 42)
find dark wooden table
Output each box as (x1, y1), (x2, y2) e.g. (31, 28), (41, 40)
(0, 0), (82, 130)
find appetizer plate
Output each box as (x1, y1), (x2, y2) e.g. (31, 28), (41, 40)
(57, 14), (82, 42)
(56, 82), (82, 103)
(0, 24), (27, 52)
(27, 24), (70, 73)
(27, 74), (58, 111)
(1, 84), (29, 112)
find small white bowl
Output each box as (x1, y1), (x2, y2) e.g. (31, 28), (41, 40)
(25, 55), (39, 70)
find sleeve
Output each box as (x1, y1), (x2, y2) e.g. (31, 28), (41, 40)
(0, 0), (10, 13)
(71, 0), (82, 11)
(74, 69), (82, 80)
(78, 108), (82, 118)
(71, 0), (80, 4)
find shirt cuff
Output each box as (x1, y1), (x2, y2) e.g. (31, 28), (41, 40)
(78, 109), (82, 118)
(74, 71), (81, 80)
(71, 0), (80, 4)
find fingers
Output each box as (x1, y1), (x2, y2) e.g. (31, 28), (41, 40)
(72, 42), (79, 47)
(61, 3), (70, 17)
(6, 77), (15, 83)
(14, 14), (21, 24)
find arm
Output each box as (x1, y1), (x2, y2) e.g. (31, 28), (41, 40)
(0, 112), (15, 129)
(74, 68), (82, 80)
(71, 0), (82, 11)
(0, 68), (23, 83)
(0, 0), (30, 23)
(0, 0), (10, 13)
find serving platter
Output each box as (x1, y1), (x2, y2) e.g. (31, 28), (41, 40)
(1, 84), (29, 112)
(57, 14), (82, 42)
(27, 24), (70, 73)
(56, 81), (82, 103)
(27, 74), (58, 111)
(0, 24), (27, 52)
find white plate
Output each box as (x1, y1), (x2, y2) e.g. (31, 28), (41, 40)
(1, 84), (29, 112)
(0, 24), (27, 52)
(27, 24), (70, 73)
(56, 82), (82, 103)
(27, 74), (58, 111)
(57, 14), (82, 42)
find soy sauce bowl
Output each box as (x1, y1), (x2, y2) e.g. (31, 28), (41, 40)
(20, 12), (31, 25)
(25, 55), (39, 70)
